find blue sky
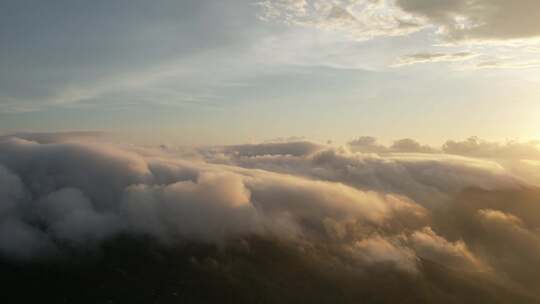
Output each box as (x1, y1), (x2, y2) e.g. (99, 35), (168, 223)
(1, 0), (540, 145)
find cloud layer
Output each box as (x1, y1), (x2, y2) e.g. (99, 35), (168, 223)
(1, 134), (540, 301)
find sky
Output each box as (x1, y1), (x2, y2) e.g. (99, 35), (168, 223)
(1, 0), (540, 145)
(3, 2), (540, 301)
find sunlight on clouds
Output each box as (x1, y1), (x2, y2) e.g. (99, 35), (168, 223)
(2, 134), (540, 301)
(258, 0), (540, 69)
(257, 0), (424, 40)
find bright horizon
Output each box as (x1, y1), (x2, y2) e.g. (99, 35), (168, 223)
(3, 1), (540, 303)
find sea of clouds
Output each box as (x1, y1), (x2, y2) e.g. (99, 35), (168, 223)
(1, 132), (540, 300)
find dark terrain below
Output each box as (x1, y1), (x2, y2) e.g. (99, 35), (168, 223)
(2, 236), (539, 304)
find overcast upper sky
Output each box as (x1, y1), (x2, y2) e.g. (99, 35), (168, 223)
(1, 0), (540, 145)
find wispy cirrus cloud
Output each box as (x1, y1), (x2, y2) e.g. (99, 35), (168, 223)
(259, 0), (540, 44)
(257, 0), (540, 69)
(256, 0), (424, 41)
(470, 58), (540, 70)
(393, 51), (479, 66)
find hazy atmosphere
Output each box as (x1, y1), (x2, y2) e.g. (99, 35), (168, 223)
(1, 1), (540, 303)
(2, 0), (540, 145)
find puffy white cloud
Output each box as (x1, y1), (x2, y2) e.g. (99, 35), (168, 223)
(350, 235), (418, 273)
(37, 188), (122, 244)
(474, 208), (540, 288)
(346, 136), (540, 161)
(0, 136), (426, 258)
(344, 136), (540, 186)
(1, 135), (540, 298)
(121, 172), (260, 243)
(213, 145), (522, 207)
(348, 136), (438, 153)
(442, 137), (540, 159)
(348, 136), (389, 153)
(0, 137), (152, 208)
(478, 209), (525, 227)
(409, 227), (486, 271)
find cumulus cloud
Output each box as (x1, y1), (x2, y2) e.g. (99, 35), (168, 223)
(409, 227), (486, 272)
(0, 137), (423, 258)
(344, 136), (540, 186)
(346, 136), (540, 160)
(121, 172), (260, 243)
(437, 190), (540, 292)
(350, 235), (418, 273)
(442, 137), (540, 186)
(2, 135), (540, 301)
(348, 136), (438, 153)
(442, 136), (540, 159)
(347, 136), (388, 153)
(217, 141), (520, 206)
(37, 188), (122, 244)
